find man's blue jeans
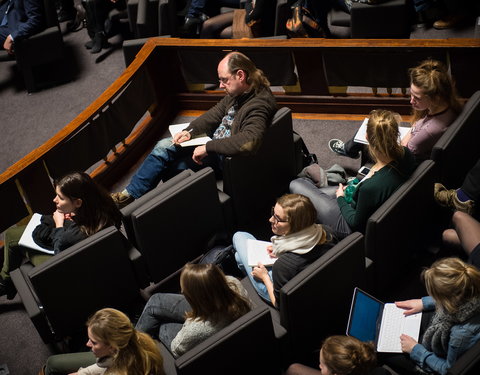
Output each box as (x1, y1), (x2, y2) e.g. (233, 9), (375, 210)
(126, 137), (222, 199)
(135, 293), (191, 348)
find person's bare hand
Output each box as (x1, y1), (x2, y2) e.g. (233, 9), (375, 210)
(3, 35), (14, 55)
(266, 245), (277, 258)
(251, 263), (269, 282)
(395, 299), (423, 316)
(53, 210), (65, 228)
(192, 145), (207, 165)
(336, 183), (346, 198)
(400, 334), (418, 353)
(173, 130), (192, 144)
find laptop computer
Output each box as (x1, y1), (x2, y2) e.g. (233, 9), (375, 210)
(346, 287), (422, 353)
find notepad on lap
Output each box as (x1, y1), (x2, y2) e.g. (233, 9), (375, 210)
(346, 287), (422, 353)
(354, 118), (410, 145)
(18, 213), (54, 255)
(246, 239), (277, 267)
(168, 123), (212, 147)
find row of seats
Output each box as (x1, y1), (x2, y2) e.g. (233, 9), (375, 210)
(9, 91), (480, 373)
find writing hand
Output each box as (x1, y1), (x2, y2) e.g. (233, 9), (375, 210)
(192, 145), (207, 165)
(395, 299), (423, 316)
(266, 245), (277, 259)
(173, 130), (192, 145)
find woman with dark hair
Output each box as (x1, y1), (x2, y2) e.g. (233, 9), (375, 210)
(286, 335), (379, 375)
(291, 110), (416, 239)
(0, 171), (121, 299)
(135, 263), (252, 358)
(384, 257), (480, 374)
(233, 193), (337, 307)
(329, 59), (462, 163)
(42, 308), (165, 375)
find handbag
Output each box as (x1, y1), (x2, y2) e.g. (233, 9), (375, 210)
(199, 245), (245, 278)
(286, 0), (324, 38)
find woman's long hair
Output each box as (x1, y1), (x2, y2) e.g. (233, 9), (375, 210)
(409, 59), (462, 124)
(181, 263), (252, 324)
(366, 109), (404, 164)
(423, 257), (480, 314)
(87, 308), (165, 375)
(55, 172), (121, 236)
(321, 335), (377, 375)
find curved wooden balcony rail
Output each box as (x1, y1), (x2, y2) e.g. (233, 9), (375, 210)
(1, 37), (479, 233)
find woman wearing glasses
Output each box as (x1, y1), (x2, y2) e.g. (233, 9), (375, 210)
(233, 193), (337, 307)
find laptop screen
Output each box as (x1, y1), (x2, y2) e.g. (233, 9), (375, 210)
(347, 288), (383, 343)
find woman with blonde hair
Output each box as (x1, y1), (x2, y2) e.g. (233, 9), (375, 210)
(286, 335), (379, 375)
(290, 109), (416, 239)
(43, 308), (165, 375)
(233, 193), (337, 307)
(135, 263), (252, 358)
(329, 59), (461, 162)
(388, 257), (480, 374)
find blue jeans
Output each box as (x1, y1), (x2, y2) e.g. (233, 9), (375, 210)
(135, 293), (191, 349)
(289, 178), (352, 239)
(233, 231), (272, 303)
(126, 137), (223, 199)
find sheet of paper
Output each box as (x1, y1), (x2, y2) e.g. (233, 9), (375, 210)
(353, 118), (410, 145)
(18, 213), (55, 254)
(168, 123), (212, 147)
(246, 239), (277, 267)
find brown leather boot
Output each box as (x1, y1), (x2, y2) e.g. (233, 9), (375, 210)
(434, 183), (475, 215)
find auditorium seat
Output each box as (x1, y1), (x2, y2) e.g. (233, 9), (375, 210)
(431, 90), (480, 189)
(364, 160), (437, 295)
(447, 339), (480, 375)
(122, 167), (228, 285)
(242, 232), (366, 366)
(220, 107), (296, 235)
(10, 226), (145, 344)
(158, 304), (281, 375)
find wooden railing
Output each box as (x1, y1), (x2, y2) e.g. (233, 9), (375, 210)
(1, 37), (479, 233)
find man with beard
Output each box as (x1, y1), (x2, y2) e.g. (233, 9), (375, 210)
(112, 51), (277, 207)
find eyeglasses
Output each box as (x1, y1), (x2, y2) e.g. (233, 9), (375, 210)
(271, 207), (288, 224)
(218, 74), (234, 84)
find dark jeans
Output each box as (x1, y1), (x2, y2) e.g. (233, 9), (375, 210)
(135, 293), (191, 349)
(187, 0), (240, 17)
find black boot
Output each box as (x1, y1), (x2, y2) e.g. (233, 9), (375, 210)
(91, 31), (108, 54)
(67, 4), (86, 32)
(0, 277), (16, 300)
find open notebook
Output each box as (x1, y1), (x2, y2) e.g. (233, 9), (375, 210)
(346, 287), (422, 353)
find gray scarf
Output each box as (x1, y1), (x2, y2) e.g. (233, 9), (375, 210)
(421, 296), (480, 357)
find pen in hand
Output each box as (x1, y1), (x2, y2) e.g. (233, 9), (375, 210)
(172, 128), (193, 145)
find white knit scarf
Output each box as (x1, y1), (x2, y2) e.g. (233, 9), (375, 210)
(271, 224), (325, 256)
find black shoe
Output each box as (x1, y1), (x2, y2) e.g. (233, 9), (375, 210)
(179, 13), (208, 37)
(84, 39), (93, 49)
(0, 278), (16, 300)
(91, 32), (109, 54)
(57, 7), (76, 22)
(67, 5), (86, 32)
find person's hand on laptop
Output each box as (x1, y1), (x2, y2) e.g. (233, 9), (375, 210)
(400, 334), (418, 353)
(395, 299), (423, 315)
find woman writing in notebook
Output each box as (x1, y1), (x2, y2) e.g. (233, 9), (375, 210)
(233, 193), (337, 307)
(387, 257), (480, 375)
(135, 263), (252, 358)
(290, 109), (416, 239)
(328, 59), (462, 163)
(285, 335), (381, 375)
(0, 171), (121, 299)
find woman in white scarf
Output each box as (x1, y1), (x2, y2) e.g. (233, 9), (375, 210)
(233, 193), (336, 307)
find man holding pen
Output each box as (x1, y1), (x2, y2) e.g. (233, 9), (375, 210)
(112, 51), (277, 208)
